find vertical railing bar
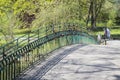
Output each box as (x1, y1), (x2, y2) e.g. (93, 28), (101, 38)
(11, 56), (14, 80)
(16, 39), (19, 50)
(5, 59), (8, 80)
(28, 32), (30, 44)
(8, 58), (11, 80)
(3, 47), (5, 59)
(18, 56), (21, 74)
(0, 69), (1, 80)
(38, 29), (40, 39)
(3, 61), (5, 80)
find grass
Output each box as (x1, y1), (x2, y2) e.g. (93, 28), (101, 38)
(0, 28), (32, 46)
(111, 29), (120, 35)
(95, 29), (120, 35)
(95, 26), (120, 39)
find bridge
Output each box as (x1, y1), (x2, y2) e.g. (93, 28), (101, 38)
(18, 40), (120, 80)
(0, 23), (119, 80)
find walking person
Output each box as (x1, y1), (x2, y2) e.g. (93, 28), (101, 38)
(104, 27), (110, 39)
(103, 27), (110, 45)
(97, 33), (101, 44)
(106, 28), (110, 39)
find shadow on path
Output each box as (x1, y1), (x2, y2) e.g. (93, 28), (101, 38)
(114, 75), (120, 80)
(18, 44), (86, 80)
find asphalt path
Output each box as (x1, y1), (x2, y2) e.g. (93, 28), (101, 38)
(17, 40), (120, 80)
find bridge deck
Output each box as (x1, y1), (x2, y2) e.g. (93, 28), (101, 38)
(18, 40), (120, 80)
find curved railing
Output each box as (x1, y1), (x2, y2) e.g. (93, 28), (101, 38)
(0, 23), (95, 59)
(0, 23), (97, 80)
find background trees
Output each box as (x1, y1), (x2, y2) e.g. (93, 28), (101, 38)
(86, 0), (105, 29)
(0, 0), (119, 43)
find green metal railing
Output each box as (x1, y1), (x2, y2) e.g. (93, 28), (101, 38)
(0, 23), (89, 59)
(0, 27), (46, 60)
(0, 23), (97, 80)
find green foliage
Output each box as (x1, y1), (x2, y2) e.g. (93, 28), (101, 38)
(0, 0), (13, 16)
(0, 14), (16, 42)
(96, 22), (106, 27)
(0, 40), (6, 46)
(79, 20), (86, 27)
(13, 0), (35, 15)
(107, 20), (115, 27)
(0, 0), (119, 43)
(0, 0), (37, 42)
(32, 0), (88, 29)
(14, 28), (31, 34)
(100, 0), (120, 27)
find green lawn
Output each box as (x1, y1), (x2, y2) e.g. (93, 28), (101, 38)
(95, 26), (120, 39)
(111, 29), (120, 35)
(95, 29), (120, 34)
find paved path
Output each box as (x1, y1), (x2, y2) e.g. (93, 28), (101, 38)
(18, 40), (120, 80)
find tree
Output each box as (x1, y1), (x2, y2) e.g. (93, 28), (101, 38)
(99, 0), (119, 27)
(0, 0), (15, 42)
(86, 0), (105, 30)
(0, 0), (37, 42)
(32, 0), (89, 30)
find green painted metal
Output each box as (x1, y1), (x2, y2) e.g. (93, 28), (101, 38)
(0, 23), (97, 80)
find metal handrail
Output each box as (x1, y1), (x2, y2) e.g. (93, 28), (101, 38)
(0, 25), (97, 80)
(0, 23), (89, 59)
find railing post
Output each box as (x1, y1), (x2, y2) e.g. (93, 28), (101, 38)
(46, 27), (47, 36)
(16, 39), (19, 49)
(2, 61), (5, 80)
(5, 59), (8, 80)
(28, 33), (30, 44)
(0, 69), (2, 80)
(38, 29), (40, 39)
(3, 47), (5, 59)
(7, 57), (11, 80)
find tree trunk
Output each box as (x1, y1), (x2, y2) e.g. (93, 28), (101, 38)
(86, 1), (92, 27)
(91, 0), (96, 30)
